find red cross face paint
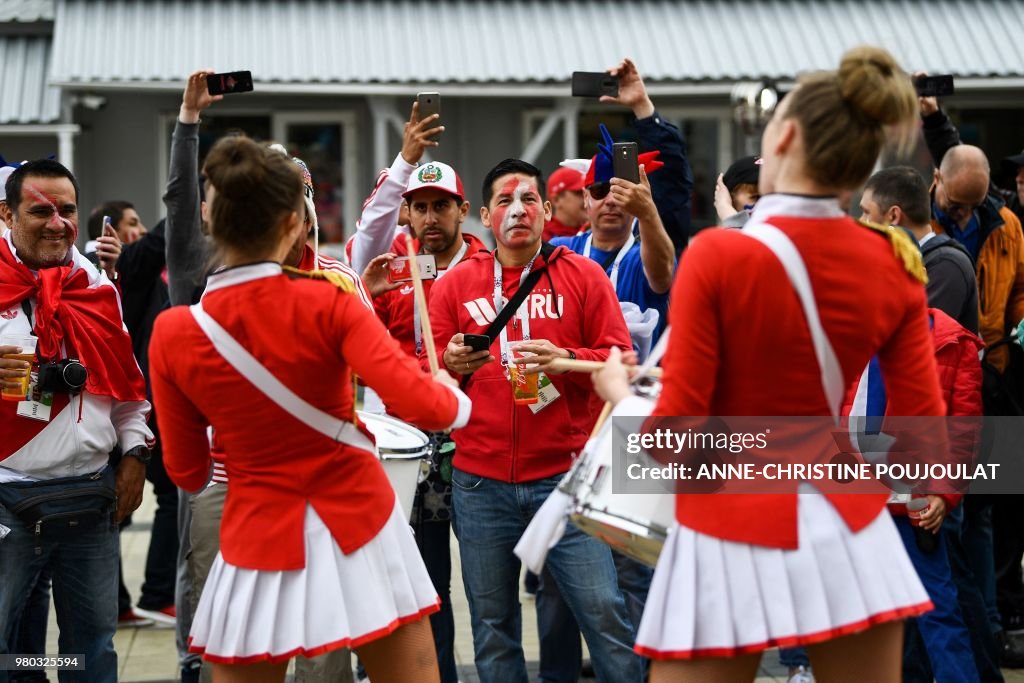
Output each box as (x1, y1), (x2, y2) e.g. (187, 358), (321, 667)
(11, 179), (79, 270)
(488, 175), (545, 250)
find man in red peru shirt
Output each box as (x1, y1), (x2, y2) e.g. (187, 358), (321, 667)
(426, 158), (642, 682)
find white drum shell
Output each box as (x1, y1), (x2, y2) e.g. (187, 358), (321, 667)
(561, 403), (674, 567)
(357, 411), (429, 522)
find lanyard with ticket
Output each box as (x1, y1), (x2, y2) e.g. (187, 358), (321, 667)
(583, 230), (635, 290)
(493, 246), (542, 370)
(414, 240), (470, 355)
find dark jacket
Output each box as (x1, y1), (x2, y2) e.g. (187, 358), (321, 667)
(921, 233), (979, 334)
(636, 111), (693, 254)
(117, 220), (168, 379)
(923, 110), (1024, 372)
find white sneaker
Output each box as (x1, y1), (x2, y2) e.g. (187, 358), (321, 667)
(788, 666), (813, 683)
(133, 605), (177, 628)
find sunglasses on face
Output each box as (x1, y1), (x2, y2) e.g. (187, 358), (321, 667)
(587, 183), (611, 200)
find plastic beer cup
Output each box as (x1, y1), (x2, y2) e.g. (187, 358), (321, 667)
(509, 344), (539, 405)
(1, 334), (37, 401)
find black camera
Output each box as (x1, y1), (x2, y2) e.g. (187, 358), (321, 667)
(37, 359), (88, 394)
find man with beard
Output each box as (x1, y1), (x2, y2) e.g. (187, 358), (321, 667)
(360, 161), (486, 683)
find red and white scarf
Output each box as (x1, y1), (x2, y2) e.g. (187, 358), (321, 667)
(0, 234), (146, 396)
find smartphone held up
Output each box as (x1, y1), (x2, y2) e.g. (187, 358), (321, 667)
(913, 74), (954, 98)
(612, 142), (640, 184)
(207, 70), (254, 96)
(417, 92), (441, 142)
(571, 71), (619, 98)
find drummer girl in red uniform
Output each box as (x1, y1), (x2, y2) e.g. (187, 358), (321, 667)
(149, 136), (470, 683)
(595, 46), (944, 682)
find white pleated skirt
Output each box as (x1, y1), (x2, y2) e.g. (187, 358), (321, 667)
(189, 501), (439, 664)
(635, 492), (932, 660)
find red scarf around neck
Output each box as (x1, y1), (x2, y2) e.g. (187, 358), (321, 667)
(0, 238), (145, 401)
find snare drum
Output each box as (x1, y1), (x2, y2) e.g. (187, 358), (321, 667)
(358, 411), (429, 521)
(560, 396), (674, 567)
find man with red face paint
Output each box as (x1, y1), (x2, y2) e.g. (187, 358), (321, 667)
(0, 159), (154, 683)
(427, 158), (641, 683)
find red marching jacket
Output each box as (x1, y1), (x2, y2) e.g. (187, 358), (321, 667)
(651, 202), (946, 550)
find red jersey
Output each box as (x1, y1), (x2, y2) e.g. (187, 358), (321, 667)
(427, 245), (632, 482)
(150, 263), (463, 570)
(373, 233), (488, 358)
(296, 244), (373, 310)
(653, 194), (945, 549)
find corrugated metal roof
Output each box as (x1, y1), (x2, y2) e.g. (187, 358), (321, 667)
(0, 35), (60, 123)
(0, 0), (54, 23)
(50, 0), (1024, 87)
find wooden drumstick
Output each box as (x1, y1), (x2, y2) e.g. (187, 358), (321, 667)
(590, 401), (613, 439)
(406, 234), (439, 375)
(548, 357), (663, 378)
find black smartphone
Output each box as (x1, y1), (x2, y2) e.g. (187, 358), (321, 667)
(571, 71), (619, 98)
(612, 142), (640, 184)
(207, 70), (254, 96)
(417, 92), (441, 142)
(913, 75), (954, 98)
(463, 334), (490, 352)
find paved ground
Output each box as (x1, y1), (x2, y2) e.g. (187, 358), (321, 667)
(35, 492), (1024, 682)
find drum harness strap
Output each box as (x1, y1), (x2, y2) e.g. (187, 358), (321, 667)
(188, 302), (378, 454)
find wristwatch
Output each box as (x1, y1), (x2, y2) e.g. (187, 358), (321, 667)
(567, 350), (577, 360)
(124, 445), (152, 465)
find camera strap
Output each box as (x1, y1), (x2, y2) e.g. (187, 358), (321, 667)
(190, 303), (378, 455)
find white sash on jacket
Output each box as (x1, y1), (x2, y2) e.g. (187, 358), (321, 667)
(189, 303), (377, 455)
(742, 223), (843, 420)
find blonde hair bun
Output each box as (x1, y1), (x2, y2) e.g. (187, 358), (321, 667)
(837, 46), (917, 127)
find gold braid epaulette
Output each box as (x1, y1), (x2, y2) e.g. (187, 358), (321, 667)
(855, 219), (928, 285)
(282, 265), (358, 295)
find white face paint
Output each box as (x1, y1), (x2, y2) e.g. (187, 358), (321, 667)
(501, 181), (532, 233)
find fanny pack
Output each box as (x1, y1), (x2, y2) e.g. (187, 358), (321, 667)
(0, 467), (116, 535)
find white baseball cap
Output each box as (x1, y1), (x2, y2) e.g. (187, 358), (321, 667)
(0, 165), (17, 202)
(402, 162), (465, 203)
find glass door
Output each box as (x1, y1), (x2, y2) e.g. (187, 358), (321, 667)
(273, 113), (358, 245)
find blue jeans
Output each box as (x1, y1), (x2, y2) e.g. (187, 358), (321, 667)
(905, 503), (1004, 683)
(0, 501), (118, 683)
(537, 566), (582, 683)
(779, 647), (810, 669)
(10, 569), (51, 683)
(964, 497), (1000, 632)
(451, 470), (642, 683)
(414, 520), (457, 683)
(537, 551), (652, 682)
(894, 516), (980, 683)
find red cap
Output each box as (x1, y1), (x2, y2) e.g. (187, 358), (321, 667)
(547, 167), (585, 200)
